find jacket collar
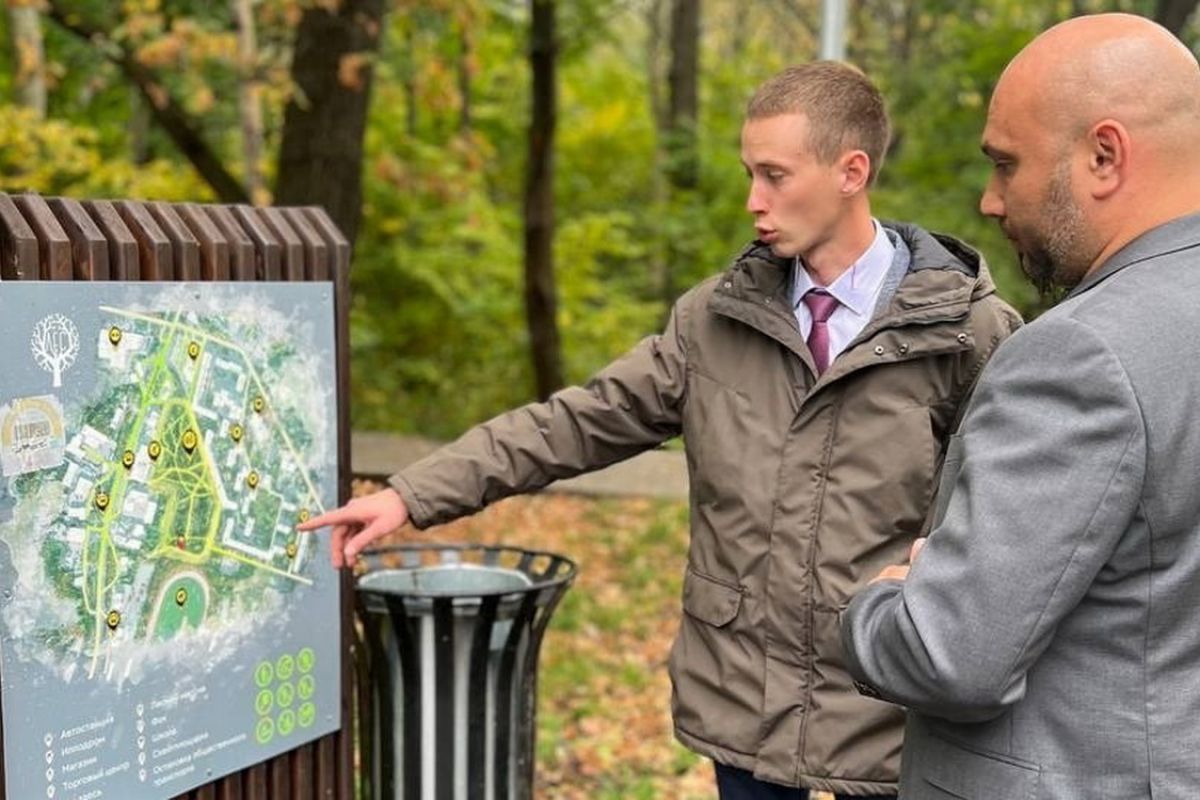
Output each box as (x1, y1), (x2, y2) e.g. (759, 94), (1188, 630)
(710, 223), (994, 331)
(1067, 211), (1200, 299)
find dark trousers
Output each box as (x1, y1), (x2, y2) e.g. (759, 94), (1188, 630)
(714, 763), (895, 800)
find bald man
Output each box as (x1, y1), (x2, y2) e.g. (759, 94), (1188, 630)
(841, 14), (1200, 799)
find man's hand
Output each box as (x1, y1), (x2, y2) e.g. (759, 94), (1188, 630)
(297, 488), (410, 568)
(869, 537), (926, 585)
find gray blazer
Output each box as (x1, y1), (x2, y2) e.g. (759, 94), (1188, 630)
(841, 213), (1200, 799)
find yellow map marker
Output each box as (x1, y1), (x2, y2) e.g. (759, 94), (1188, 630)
(253, 396), (266, 414)
(106, 610), (121, 631)
(175, 588), (188, 606)
(286, 541), (298, 559)
(187, 341), (201, 359)
(121, 450), (135, 469)
(148, 440), (162, 460)
(94, 492), (109, 510)
(230, 423), (243, 443)
(182, 429), (198, 453)
(108, 327), (122, 345)
(247, 470), (260, 489)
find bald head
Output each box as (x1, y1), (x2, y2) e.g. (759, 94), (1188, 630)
(996, 14), (1200, 155)
(980, 14), (1200, 288)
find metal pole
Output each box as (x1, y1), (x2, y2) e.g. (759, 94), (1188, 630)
(820, 0), (847, 61)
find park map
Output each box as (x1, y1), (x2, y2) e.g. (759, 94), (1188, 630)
(0, 283), (340, 800)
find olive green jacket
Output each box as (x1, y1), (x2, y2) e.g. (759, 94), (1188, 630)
(390, 223), (1021, 794)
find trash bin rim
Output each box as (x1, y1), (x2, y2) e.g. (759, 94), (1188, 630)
(356, 541), (577, 600)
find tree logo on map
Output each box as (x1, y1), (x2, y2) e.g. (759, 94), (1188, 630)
(30, 314), (80, 389)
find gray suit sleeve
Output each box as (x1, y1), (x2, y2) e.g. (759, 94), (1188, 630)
(841, 314), (1146, 722)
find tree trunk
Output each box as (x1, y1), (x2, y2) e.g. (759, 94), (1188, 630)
(1155, 0), (1199, 36)
(662, 0), (700, 310)
(666, 0), (700, 192)
(129, 89), (153, 164)
(232, 0), (267, 204)
(8, 4), (46, 117)
(524, 0), (564, 399)
(645, 0), (669, 306)
(274, 0), (386, 245)
(458, 21), (472, 135)
(403, 21), (418, 136)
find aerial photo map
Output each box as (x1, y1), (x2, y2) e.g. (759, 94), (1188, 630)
(0, 282), (341, 800)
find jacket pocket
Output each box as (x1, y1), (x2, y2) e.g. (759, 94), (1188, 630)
(916, 732), (1040, 800)
(682, 567), (742, 627)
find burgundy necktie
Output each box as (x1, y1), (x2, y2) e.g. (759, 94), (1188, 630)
(803, 289), (840, 375)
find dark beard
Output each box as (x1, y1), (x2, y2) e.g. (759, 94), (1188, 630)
(1018, 251), (1070, 303)
(1015, 165), (1086, 301)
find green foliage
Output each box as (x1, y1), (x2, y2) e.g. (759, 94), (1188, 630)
(7, 0), (1195, 439)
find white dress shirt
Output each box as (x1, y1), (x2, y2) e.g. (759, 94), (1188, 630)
(791, 220), (895, 363)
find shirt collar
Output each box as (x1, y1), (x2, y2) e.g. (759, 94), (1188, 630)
(792, 220), (896, 317)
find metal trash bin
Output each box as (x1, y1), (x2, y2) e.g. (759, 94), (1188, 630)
(356, 543), (577, 800)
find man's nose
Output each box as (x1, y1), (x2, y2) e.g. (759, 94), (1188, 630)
(979, 179), (1004, 218)
(746, 182), (767, 214)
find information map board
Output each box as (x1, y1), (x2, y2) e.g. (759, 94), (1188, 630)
(0, 282), (341, 800)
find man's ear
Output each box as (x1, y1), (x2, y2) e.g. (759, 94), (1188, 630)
(1087, 119), (1128, 200)
(839, 150), (872, 195)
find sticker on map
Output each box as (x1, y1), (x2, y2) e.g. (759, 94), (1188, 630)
(0, 282), (341, 800)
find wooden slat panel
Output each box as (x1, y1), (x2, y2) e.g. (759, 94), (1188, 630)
(115, 200), (173, 280)
(228, 205), (282, 280)
(0, 193), (39, 280)
(0, 195), (358, 800)
(259, 207), (306, 281)
(216, 777), (244, 800)
(271, 207), (320, 800)
(206, 206), (256, 281)
(284, 208), (335, 800)
(281, 208), (329, 281)
(301, 208), (354, 800)
(13, 193), (71, 279)
(178, 203), (231, 280)
(48, 196), (110, 280)
(148, 201), (201, 280)
(83, 200), (140, 280)
(245, 764), (269, 800)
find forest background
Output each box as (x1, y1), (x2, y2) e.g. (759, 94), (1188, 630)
(5, 2), (1200, 797)
(6, 0), (1200, 438)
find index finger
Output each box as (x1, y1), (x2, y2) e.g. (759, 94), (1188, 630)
(297, 506), (360, 532)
